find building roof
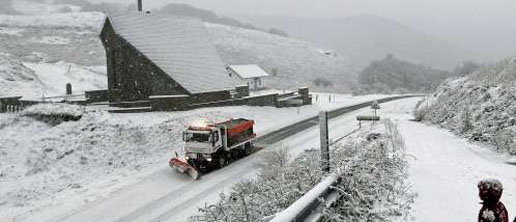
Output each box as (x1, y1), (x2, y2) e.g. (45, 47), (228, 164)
(107, 12), (241, 94)
(227, 64), (270, 79)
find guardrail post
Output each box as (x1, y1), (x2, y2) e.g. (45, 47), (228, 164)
(319, 111), (330, 172)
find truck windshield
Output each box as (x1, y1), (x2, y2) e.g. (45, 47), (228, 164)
(184, 132), (211, 142)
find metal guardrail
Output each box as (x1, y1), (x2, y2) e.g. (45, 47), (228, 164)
(266, 94), (420, 222)
(270, 174), (340, 222)
(255, 95), (418, 147)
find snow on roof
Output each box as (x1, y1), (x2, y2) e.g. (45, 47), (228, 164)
(227, 64), (270, 79)
(108, 12), (241, 94)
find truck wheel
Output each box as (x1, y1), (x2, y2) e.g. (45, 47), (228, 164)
(218, 156), (227, 168)
(244, 142), (252, 155)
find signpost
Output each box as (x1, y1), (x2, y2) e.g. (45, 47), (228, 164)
(371, 100), (380, 116)
(319, 111), (330, 172)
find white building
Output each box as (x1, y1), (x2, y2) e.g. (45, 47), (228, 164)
(227, 64), (270, 91)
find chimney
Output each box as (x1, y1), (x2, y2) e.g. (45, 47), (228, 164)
(137, 0), (142, 12)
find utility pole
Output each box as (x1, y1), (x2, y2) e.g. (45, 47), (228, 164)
(319, 111), (330, 172)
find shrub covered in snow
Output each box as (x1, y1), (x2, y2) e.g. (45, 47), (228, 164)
(321, 120), (414, 221)
(191, 146), (323, 221)
(417, 56), (516, 155)
(358, 55), (454, 94)
(191, 121), (414, 221)
(21, 103), (85, 125)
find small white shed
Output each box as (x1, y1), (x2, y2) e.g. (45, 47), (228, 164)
(227, 64), (269, 91)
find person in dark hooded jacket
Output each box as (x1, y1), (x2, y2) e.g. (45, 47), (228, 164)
(478, 179), (509, 222)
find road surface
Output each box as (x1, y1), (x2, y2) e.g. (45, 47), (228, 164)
(396, 115), (516, 221)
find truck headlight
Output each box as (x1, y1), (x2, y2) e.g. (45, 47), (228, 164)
(206, 158), (212, 162)
(185, 156), (189, 160)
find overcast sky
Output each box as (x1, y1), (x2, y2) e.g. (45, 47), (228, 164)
(89, 0), (516, 59)
(91, 0), (516, 35)
(92, 0), (516, 22)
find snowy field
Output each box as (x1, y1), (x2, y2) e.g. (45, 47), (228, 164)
(0, 94), (394, 221)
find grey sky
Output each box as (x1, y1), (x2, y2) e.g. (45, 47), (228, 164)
(90, 0), (516, 59)
(93, 0), (516, 21)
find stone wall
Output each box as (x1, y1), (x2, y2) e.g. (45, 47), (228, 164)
(298, 87), (312, 105)
(246, 93), (278, 106)
(189, 90), (231, 104)
(85, 89), (109, 103)
(150, 95), (190, 111)
(151, 91), (232, 111)
(147, 87), (311, 111)
(235, 85), (250, 98)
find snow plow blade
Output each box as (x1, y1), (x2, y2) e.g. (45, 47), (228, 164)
(169, 158), (199, 180)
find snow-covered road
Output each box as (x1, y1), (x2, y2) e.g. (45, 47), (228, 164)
(397, 118), (516, 221)
(26, 98), (420, 222)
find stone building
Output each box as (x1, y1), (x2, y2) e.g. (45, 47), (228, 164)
(227, 64), (269, 91)
(99, 12), (242, 105)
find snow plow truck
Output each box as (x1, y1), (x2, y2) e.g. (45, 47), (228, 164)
(170, 118), (256, 179)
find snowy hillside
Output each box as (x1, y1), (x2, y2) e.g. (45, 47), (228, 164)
(0, 53), (45, 98)
(468, 57), (516, 86)
(0, 7), (356, 97)
(358, 55), (454, 94)
(11, 0), (82, 16)
(0, 53), (106, 99)
(235, 14), (483, 70)
(0, 11), (105, 66)
(207, 23), (356, 91)
(416, 56), (516, 155)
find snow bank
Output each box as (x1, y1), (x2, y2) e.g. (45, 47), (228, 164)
(0, 108), (187, 220)
(417, 56), (516, 155)
(21, 103), (85, 125)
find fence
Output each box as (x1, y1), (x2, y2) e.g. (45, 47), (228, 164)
(0, 105), (24, 113)
(41, 94), (86, 102)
